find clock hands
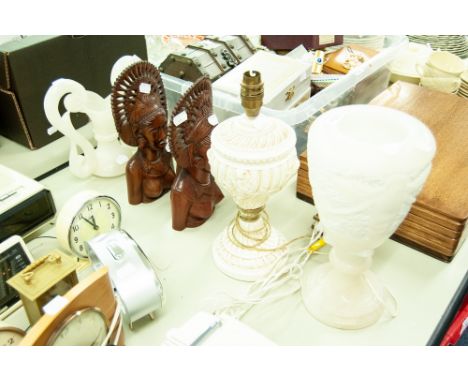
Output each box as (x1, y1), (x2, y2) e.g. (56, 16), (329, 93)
(82, 215), (100, 231)
(90, 327), (105, 346)
(90, 215), (99, 228)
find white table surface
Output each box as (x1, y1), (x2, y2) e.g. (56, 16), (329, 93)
(2, 38), (467, 345)
(8, 166), (465, 345)
(0, 123), (94, 179)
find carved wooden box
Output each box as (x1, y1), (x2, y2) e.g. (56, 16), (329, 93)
(159, 36), (255, 82)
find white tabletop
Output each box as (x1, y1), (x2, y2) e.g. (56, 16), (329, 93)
(0, 123), (94, 179)
(14, 166), (465, 345)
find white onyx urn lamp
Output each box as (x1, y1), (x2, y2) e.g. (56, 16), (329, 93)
(302, 105), (436, 329)
(207, 71), (299, 281)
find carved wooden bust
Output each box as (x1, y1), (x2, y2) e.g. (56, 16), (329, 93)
(111, 61), (175, 204)
(168, 76), (223, 230)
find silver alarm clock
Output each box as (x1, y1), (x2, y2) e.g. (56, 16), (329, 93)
(85, 229), (163, 329)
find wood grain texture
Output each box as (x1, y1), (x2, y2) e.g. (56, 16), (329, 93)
(297, 151), (313, 199)
(168, 76), (223, 231)
(20, 267), (121, 346)
(372, 82), (468, 260)
(370, 82), (468, 222)
(405, 212), (462, 239)
(409, 203), (465, 231)
(390, 235), (453, 263)
(396, 220), (460, 250)
(111, 61), (175, 205)
(393, 225), (467, 259)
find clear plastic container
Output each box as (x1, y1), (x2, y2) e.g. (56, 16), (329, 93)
(162, 35), (408, 154)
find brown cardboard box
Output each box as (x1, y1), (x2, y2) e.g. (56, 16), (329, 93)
(261, 35), (343, 51)
(0, 35), (147, 149)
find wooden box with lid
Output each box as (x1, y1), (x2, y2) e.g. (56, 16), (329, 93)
(159, 36), (255, 82)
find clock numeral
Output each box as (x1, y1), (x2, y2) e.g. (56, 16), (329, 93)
(74, 237), (79, 243)
(111, 212), (115, 219)
(99, 201), (102, 208)
(79, 214), (83, 220)
(72, 225), (79, 232)
(111, 223), (115, 229)
(79, 244), (84, 252)
(107, 203), (111, 210)
(87, 204), (93, 211)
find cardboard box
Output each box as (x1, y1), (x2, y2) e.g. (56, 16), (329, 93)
(0, 35), (147, 149)
(261, 35), (343, 51)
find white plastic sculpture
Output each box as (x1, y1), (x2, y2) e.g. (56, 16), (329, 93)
(302, 105), (436, 329)
(208, 71), (299, 281)
(44, 55), (140, 178)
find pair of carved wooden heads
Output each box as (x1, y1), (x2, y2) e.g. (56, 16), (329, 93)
(111, 61), (222, 231)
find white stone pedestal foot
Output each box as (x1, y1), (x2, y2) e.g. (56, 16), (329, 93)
(212, 213), (288, 282)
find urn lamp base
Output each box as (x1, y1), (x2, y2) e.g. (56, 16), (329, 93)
(301, 249), (397, 330)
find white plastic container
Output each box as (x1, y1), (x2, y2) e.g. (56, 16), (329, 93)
(213, 50), (312, 111)
(162, 35), (408, 153)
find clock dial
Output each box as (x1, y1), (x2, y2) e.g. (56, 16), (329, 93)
(0, 327), (25, 346)
(47, 307), (109, 346)
(68, 196), (121, 257)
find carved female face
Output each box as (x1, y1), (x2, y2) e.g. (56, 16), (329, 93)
(137, 108), (167, 151)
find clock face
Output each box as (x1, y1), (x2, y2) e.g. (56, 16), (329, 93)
(68, 196), (121, 257)
(0, 327), (25, 346)
(47, 307), (109, 346)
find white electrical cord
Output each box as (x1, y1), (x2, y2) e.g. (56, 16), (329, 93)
(101, 299), (123, 346)
(212, 225), (325, 320)
(210, 222), (399, 323)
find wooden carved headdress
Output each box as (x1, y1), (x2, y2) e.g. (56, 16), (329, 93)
(168, 76), (214, 169)
(111, 61), (167, 146)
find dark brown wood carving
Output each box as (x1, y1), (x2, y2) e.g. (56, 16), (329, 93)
(167, 76), (223, 230)
(111, 61), (175, 204)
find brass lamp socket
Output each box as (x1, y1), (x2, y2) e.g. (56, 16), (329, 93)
(241, 70), (264, 117)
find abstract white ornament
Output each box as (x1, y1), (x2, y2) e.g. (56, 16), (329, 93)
(43, 55), (140, 178)
(302, 104), (436, 329)
(208, 71), (299, 281)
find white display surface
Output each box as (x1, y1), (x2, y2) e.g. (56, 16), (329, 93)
(24, 166), (467, 346)
(0, 123), (94, 179)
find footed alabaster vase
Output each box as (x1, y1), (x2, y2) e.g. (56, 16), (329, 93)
(44, 55), (139, 178)
(207, 71), (299, 281)
(302, 105), (436, 329)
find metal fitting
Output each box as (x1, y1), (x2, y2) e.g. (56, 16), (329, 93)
(240, 70), (264, 117)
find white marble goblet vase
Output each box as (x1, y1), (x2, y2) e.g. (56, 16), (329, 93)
(302, 105), (436, 329)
